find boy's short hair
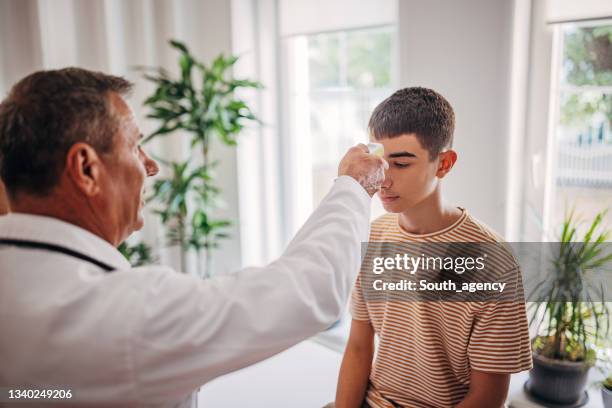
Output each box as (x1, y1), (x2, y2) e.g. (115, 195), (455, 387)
(368, 87), (455, 160)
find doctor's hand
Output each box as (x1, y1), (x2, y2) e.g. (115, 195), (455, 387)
(338, 144), (388, 197)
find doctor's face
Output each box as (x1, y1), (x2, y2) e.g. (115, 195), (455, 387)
(100, 94), (158, 243)
(376, 134), (454, 213)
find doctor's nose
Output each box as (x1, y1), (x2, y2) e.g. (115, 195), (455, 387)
(143, 150), (159, 177)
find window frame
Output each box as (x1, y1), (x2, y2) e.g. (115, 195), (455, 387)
(542, 19), (612, 239)
(278, 25), (398, 240)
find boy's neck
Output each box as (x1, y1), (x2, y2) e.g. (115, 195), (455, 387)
(398, 187), (462, 235)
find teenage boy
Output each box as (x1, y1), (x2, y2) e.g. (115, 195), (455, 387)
(334, 88), (532, 408)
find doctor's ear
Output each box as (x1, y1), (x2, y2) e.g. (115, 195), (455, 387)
(65, 143), (104, 196)
(436, 150), (457, 178)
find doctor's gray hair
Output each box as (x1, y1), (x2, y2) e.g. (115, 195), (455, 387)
(0, 68), (133, 198)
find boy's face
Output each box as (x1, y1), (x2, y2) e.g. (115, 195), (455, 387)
(375, 134), (456, 213)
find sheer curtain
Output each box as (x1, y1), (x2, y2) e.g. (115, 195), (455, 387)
(0, 0), (244, 274)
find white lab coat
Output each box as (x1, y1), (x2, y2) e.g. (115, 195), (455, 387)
(0, 176), (370, 407)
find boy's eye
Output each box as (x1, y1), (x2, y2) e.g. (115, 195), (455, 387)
(394, 162), (411, 168)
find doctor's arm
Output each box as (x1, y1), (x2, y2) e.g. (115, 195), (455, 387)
(131, 145), (386, 402)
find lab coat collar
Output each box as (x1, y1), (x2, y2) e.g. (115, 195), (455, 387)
(0, 213), (131, 271)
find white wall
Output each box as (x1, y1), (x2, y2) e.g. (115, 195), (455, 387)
(398, 0), (515, 235)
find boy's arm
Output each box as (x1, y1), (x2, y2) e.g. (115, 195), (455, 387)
(455, 370), (510, 408)
(460, 266), (531, 408)
(335, 319), (375, 408)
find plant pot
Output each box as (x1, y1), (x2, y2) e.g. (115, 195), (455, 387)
(526, 352), (590, 405)
(603, 387), (612, 408)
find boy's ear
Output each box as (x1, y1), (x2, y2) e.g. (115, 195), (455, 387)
(436, 150), (457, 178)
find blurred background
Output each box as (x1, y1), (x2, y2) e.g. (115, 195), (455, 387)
(1, 0), (611, 406)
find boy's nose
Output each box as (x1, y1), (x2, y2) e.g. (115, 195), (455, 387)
(381, 171), (392, 189)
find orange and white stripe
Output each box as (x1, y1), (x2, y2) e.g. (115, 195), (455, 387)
(351, 210), (532, 408)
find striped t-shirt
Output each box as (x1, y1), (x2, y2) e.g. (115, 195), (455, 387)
(351, 209), (532, 408)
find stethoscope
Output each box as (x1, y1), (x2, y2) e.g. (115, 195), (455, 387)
(0, 238), (115, 272)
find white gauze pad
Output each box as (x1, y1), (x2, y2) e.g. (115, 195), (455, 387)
(363, 143), (386, 191)
(367, 142), (384, 157)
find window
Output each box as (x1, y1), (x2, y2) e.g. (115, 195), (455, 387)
(282, 26), (396, 235)
(546, 22), (612, 233)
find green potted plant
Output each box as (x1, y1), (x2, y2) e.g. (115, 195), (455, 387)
(596, 354), (612, 408)
(527, 209), (611, 405)
(141, 40), (260, 277)
(118, 241), (155, 267)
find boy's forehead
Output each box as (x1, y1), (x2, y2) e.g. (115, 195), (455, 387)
(376, 133), (426, 152)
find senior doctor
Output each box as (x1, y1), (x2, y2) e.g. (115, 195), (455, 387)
(0, 68), (386, 407)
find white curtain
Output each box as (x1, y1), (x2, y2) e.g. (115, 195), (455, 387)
(0, 0), (244, 274)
